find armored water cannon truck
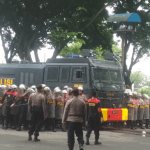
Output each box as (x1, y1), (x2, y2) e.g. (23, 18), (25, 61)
(0, 49), (128, 122)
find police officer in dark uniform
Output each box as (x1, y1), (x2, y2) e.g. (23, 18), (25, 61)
(86, 90), (102, 145)
(0, 85), (5, 129)
(0, 85), (15, 129)
(28, 85), (47, 141)
(11, 88), (35, 131)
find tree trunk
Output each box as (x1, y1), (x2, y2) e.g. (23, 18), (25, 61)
(52, 47), (61, 58)
(34, 49), (40, 62)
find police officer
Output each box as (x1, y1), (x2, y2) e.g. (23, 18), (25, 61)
(78, 86), (87, 102)
(62, 88), (85, 150)
(62, 90), (68, 107)
(143, 94), (149, 129)
(54, 87), (65, 131)
(11, 87), (35, 131)
(0, 85), (15, 129)
(137, 93), (144, 129)
(44, 87), (56, 132)
(126, 90), (134, 129)
(86, 90), (102, 145)
(11, 85), (21, 129)
(30, 85), (37, 92)
(64, 85), (68, 91)
(133, 92), (138, 129)
(28, 84), (47, 141)
(0, 85), (5, 128)
(67, 88), (73, 100)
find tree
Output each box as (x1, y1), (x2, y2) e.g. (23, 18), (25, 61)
(60, 43), (121, 60)
(95, 44), (121, 61)
(130, 71), (150, 91)
(138, 87), (150, 96)
(112, 0), (150, 86)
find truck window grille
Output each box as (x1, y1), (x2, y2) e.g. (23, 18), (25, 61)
(47, 67), (59, 81)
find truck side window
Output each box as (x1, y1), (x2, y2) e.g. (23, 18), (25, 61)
(72, 67), (86, 82)
(61, 67), (70, 82)
(47, 66), (59, 81)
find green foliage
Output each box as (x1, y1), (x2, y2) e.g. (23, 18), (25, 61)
(138, 87), (150, 96)
(60, 42), (82, 57)
(113, 0), (150, 85)
(130, 71), (150, 91)
(95, 44), (122, 61)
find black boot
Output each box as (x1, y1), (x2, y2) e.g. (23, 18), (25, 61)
(52, 127), (57, 132)
(62, 128), (66, 132)
(34, 136), (40, 142)
(68, 145), (74, 150)
(17, 127), (21, 131)
(28, 134), (32, 141)
(85, 137), (90, 145)
(130, 121), (135, 130)
(79, 144), (84, 150)
(94, 139), (101, 145)
(140, 120), (144, 129)
(146, 119), (150, 129)
(12, 126), (16, 129)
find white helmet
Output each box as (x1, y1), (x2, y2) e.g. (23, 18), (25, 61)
(41, 84), (46, 88)
(30, 85), (37, 92)
(78, 86), (83, 90)
(67, 87), (73, 92)
(54, 88), (61, 93)
(31, 85), (36, 89)
(27, 88), (35, 94)
(12, 84), (17, 89)
(62, 90), (67, 94)
(64, 85), (68, 89)
(125, 89), (131, 94)
(1, 85), (6, 89)
(128, 91), (132, 96)
(44, 87), (51, 92)
(54, 87), (60, 92)
(19, 84), (26, 90)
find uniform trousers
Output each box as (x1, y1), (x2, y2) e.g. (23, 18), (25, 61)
(86, 116), (100, 139)
(28, 106), (44, 137)
(67, 122), (84, 150)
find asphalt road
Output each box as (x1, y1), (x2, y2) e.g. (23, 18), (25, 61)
(0, 128), (150, 150)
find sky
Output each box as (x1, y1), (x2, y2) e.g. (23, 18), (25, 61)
(0, 7), (150, 76)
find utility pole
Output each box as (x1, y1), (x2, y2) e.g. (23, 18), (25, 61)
(115, 29), (135, 71)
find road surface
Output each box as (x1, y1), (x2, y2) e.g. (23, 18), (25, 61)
(0, 127), (150, 150)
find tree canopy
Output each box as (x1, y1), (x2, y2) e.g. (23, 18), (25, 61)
(0, 0), (113, 63)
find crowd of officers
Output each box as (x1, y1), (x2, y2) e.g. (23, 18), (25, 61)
(0, 84), (102, 150)
(125, 89), (150, 130)
(0, 83), (150, 149)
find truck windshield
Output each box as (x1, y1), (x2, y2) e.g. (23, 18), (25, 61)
(93, 68), (123, 91)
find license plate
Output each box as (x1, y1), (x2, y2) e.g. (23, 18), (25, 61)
(112, 110), (118, 114)
(107, 93), (114, 96)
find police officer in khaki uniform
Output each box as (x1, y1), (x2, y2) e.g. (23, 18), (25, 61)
(54, 87), (65, 131)
(137, 93), (144, 129)
(143, 94), (149, 128)
(44, 87), (56, 132)
(28, 85), (47, 141)
(133, 92), (138, 129)
(126, 90), (134, 129)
